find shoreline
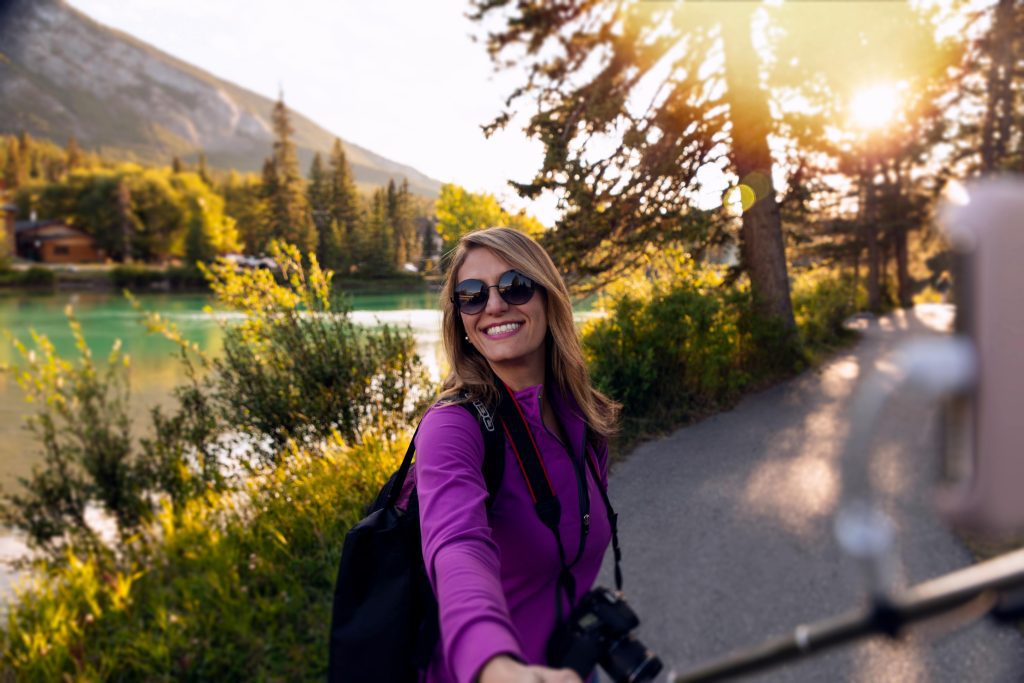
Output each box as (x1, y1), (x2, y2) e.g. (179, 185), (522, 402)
(0, 262), (438, 295)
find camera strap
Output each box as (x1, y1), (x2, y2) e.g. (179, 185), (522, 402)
(495, 381), (624, 625)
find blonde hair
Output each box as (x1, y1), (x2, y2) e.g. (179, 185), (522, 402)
(438, 227), (620, 442)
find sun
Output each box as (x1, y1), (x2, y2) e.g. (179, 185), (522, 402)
(849, 83), (901, 130)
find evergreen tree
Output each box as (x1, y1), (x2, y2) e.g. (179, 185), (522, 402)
(421, 217), (440, 272)
(66, 136), (82, 173)
(17, 130), (29, 160)
(307, 152), (344, 270)
(388, 178), (418, 269)
(263, 95), (316, 255)
(361, 188), (393, 276)
(328, 138), (360, 271)
(172, 156), (183, 174)
(385, 180), (400, 268)
(116, 178), (135, 262)
(3, 138), (22, 190)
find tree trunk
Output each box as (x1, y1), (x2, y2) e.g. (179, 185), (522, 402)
(861, 164), (881, 312)
(852, 246), (861, 309)
(894, 226), (911, 307)
(980, 0), (1015, 174)
(720, 13), (796, 335)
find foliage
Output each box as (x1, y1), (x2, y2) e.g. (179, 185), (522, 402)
(220, 170), (268, 254)
(109, 264), (207, 291)
(327, 138), (361, 273)
(583, 258), (864, 444)
(0, 132), (95, 189)
(198, 241), (433, 460)
(0, 315), (153, 556)
(0, 266), (56, 289)
(262, 96), (317, 256)
(19, 167), (240, 263)
(0, 435), (403, 680)
(582, 256), (752, 426)
(790, 269), (867, 351)
(433, 183), (544, 256)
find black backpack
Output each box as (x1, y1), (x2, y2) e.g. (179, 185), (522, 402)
(327, 398), (504, 683)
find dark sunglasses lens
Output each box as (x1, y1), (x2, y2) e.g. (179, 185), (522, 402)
(499, 271), (536, 305)
(455, 280), (487, 314)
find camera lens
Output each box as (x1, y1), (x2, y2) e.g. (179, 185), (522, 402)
(604, 636), (663, 683)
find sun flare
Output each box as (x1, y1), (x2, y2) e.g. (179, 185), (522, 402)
(849, 83), (901, 129)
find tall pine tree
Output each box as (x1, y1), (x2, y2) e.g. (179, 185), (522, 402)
(388, 178), (419, 269)
(3, 138), (22, 190)
(66, 136), (82, 174)
(361, 188), (393, 276)
(264, 94), (316, 255)
(308, 152), (343, 268)
(328, 138), (360, 272)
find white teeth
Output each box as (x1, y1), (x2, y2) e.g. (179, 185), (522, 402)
(484, 322), (522, 337)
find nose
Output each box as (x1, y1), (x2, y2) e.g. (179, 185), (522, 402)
(483, 285), (509, 315)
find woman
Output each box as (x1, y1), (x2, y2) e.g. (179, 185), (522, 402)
(415, 227), (620, 682)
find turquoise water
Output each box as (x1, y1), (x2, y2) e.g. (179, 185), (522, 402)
(0, 290), (446, 490)
(0, 289), (601, 490)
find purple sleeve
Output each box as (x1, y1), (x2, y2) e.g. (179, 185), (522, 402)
(415, 405), (523, 681)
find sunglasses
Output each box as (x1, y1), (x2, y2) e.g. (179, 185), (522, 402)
(452, 269), (540, 315)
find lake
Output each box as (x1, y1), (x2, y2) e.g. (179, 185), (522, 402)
(0, 288), (452, 597)
(0, 289), (455, 492)
(0, 289), (603, 596)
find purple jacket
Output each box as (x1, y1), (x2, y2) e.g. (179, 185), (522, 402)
(415, 382), (612, 682)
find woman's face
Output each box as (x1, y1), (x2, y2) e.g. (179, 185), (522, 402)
(456, 247), (548, 380)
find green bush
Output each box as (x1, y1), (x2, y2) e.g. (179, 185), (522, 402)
(791, 269), (866, 350)
(196, 242), (432, 460)
(21, 267), (56, 288)
(0, 435), (402, 680)
(109, 264), (206, 290)
(583, 262), (752, 426)
(0, 266), (57, 289)
(583, 261), (864, 441)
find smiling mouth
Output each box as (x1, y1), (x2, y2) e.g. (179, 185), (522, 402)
(483, 321), (524, 337)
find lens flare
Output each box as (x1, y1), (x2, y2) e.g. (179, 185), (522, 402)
(850, 84), (901, 129)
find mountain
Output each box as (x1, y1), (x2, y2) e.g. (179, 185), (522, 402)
(0, 0), (442, 197)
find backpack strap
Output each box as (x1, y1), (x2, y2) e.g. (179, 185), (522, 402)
(494, 382), (561, 530)
(584, 443), (623, 592)
(459, 395), (504, 507)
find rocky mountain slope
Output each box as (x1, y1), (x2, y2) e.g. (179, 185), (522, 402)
(0, 0), (441, 196)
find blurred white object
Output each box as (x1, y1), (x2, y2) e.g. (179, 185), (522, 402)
(937, 177), (1024, 533)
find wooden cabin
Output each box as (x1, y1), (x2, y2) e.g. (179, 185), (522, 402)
(15, 220), (105, 263)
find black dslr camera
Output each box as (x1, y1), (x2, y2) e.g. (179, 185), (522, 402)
(553, 587), (663, 682)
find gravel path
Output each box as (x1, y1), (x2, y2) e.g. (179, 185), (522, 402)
(597, 304), (1024, 682)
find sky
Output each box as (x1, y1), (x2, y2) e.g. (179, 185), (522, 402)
(65, 0), (558, 224)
